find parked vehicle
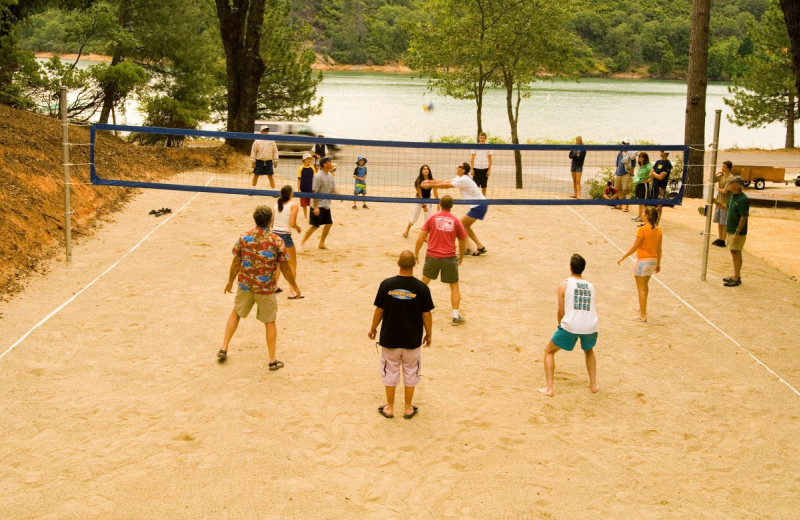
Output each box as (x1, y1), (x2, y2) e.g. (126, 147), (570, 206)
(731, 165), (787, 190)
(253, 120), (338, 157)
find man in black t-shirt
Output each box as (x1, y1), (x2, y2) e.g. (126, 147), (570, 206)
(650, 151), (672, 223)
(368, 250), (434, 420)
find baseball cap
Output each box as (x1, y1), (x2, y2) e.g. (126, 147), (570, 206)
(302, 152), (312, 160)
(660, 150), (670, 155)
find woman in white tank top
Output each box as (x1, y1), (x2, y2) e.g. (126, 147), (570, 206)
(274, 185), (303, 298)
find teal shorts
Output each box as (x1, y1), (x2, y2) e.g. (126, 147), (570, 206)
(551, 326), (597, 351)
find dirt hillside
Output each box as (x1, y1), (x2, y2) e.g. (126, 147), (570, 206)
(0, 105), (239, 298)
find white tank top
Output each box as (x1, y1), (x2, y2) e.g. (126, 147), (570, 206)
(272, 200), (297, 233)
(560, 277), (598, 334)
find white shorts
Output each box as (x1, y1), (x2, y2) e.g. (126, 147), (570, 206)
(634, 257), (658, 277)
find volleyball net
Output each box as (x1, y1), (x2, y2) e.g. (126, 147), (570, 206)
(91, 123), (689, 206)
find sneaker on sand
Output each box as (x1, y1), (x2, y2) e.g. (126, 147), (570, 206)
(452, 316), (467, 326)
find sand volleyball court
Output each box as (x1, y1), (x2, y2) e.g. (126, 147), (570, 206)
(2, 171), (799, 519)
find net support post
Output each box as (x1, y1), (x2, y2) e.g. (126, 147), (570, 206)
(701, 109), (722, 281)
(61, 86), (72, 263)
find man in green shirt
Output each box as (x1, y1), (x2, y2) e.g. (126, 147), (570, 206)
(713, 176), (749, 287)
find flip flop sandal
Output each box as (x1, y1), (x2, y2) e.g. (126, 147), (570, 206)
(403, 406), (419, 420)
(288, 294), (305, 299)
(268, 360), (284, 371)
(471, 247), (487, 256)
(378, 405), (394, 419)
(217, 349), (227, 360)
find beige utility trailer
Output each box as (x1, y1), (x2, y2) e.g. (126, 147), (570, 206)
(731, 165), (787, 190)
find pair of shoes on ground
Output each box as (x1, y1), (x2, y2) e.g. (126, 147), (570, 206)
(712, 239), (727, 247)
(149, 207), (172, 217)
(452, 316), (467, 326)
(378, 405), (418, 419)
(723, 276), (742, 287)
(471, 247), (487, 257)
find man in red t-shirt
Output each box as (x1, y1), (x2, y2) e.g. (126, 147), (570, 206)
(414, 195), (468, 325)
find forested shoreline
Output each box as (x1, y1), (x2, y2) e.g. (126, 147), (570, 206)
(1, 0), (796, 149)
(18, 0), (770, 80)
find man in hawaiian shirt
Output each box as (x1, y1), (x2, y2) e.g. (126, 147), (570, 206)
(217, 206), (301, 370)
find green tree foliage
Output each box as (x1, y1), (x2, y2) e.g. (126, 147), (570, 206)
(406, 0), (502, 136)
(255, 0), (322, 120)
(489, 0), (576, 188)
(724, 1), (798, 148)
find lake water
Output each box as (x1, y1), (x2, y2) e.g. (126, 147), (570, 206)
(309, 72), (786, 150)
(62, 59), (788, 149)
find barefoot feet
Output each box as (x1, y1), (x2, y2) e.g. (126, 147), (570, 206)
(537, 387), (553, 397)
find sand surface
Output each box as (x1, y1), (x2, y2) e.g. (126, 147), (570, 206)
(2, 174), (800, 519)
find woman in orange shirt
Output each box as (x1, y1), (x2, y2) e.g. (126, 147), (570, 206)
(618, 206), (662, 322)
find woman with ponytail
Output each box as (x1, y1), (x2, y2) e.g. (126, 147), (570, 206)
(617, 206), (662, 322)
(273, 185), (303, 299)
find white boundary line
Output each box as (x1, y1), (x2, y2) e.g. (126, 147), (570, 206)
(0, 179), (214, 362)
(568, 207), (800, 398)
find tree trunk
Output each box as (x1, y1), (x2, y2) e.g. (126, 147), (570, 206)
(215, 0), (268, 153)
(475, 80), (483, 139)
(780, 0), (800, 103)
(502, 69), (523, 189)
(786, 93), (795, 149)
(98, 0), (131, 124)
(684, 0), (711, 198)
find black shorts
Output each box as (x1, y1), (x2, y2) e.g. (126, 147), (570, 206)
(254, 160), (274, 176)
(635, 182), (652, 200)
(472, 168), (489, 188)
(309, 207), (333, 227)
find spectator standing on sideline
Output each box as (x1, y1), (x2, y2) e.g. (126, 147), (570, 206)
(650, 150), (672, 223)
(217, 206), (300, 369)
(632, 152), (653, 224)
(711, 161), (734, 247)
(614, 143), (635, 212)
(713, 175), (749, 286)
(470, 132), (493, 196)
(569, 136), (587, 199)
(368, 251), (434, 420)
(538, 254), (599, 397)
(311, 137), (328, 169)
(251, 126), (279, 188)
